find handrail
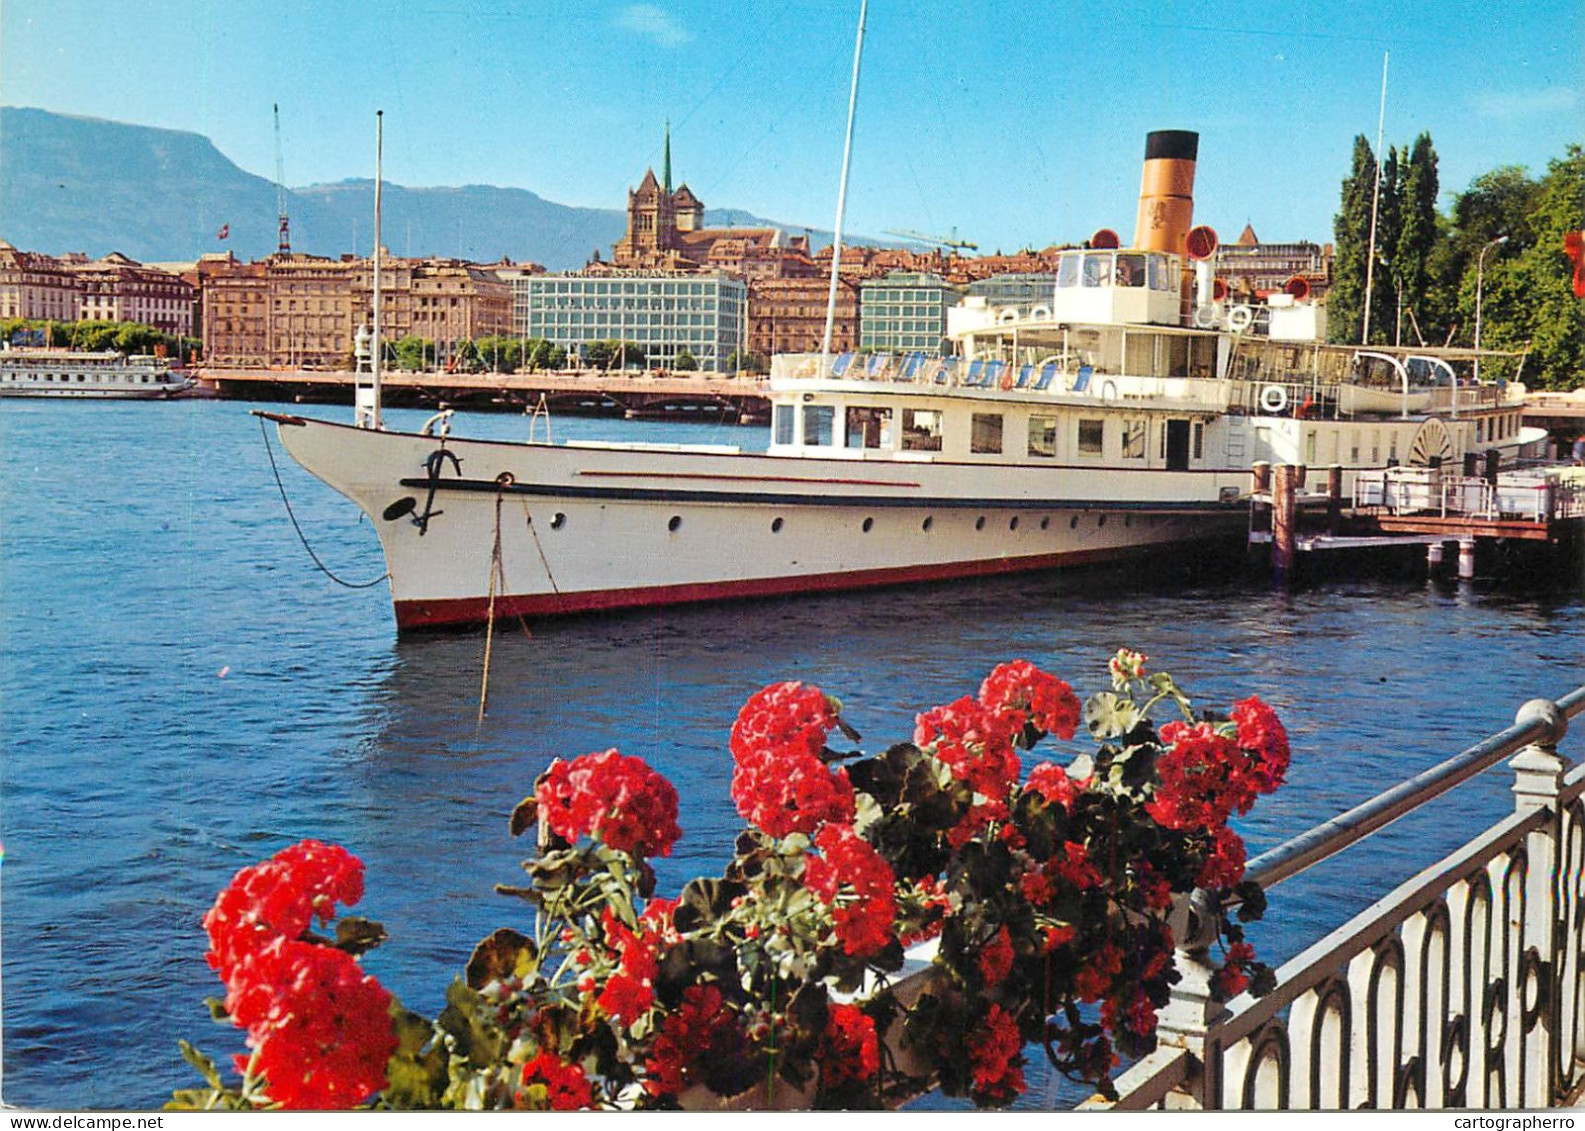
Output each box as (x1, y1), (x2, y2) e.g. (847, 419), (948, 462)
(1243, 685), (1584, 893)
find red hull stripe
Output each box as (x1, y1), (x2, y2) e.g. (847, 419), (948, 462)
(393, 542), (1186, 629)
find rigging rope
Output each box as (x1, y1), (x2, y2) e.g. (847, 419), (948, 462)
(258, 416), (389, 589)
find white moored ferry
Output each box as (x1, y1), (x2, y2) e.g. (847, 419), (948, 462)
(0, 348), (192, 399)
(262, 129), (1542, 631)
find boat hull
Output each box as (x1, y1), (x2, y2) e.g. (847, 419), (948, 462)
(274, 416), (1250, 630)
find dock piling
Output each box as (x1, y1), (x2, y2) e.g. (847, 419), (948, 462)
(1272, 463), (1298, 580)
(1459, 538), (1476, 579)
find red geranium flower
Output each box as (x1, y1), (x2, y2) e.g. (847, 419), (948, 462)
(536, 749), (681, 858)
(1024, 762), (1086, 811)
(979, 660), (1081, 740)
(915, 696), (1021, 801)
(979, 925), (1015, 987)
(1232, 696), (1290, 791)
(804, 825), (898, 959)
(225, 936), (396, 1110)
(730, 746), (855, 838)
(967, 1003), (1027, 1106)
(730, 681), (839, 765)
(818, 1003), (880, 1091)
(518, 1049), (594, 1111)
(204, 840), (364, 983)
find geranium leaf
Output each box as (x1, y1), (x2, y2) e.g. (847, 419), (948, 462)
(178, 1039), (223, 1090)
(508, 795), (539, 838)
(464, 927), (539, 988)
(1085, 692), (1141, 740)
(335, 915), (389, 956)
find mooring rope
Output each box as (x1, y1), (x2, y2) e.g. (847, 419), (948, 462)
(477, 484), (507, 725)
(258, 417), (389, 589)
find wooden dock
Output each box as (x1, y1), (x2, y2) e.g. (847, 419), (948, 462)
(1249, 459), (1585, 579)
(194, 366), (771, 421)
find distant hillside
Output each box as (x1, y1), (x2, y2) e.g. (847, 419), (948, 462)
(0, 107), (851, 271)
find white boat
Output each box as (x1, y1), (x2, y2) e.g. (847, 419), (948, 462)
(261, 127), (1541, 631)
(0, 348), (192, 399)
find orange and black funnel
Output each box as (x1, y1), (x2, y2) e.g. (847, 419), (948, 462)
(1133, 130), (1199, 256)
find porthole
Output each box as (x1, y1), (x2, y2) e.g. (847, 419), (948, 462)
(550, 512), (567, 529)
(772, 517), (784, 533)
(922, 516), (934, 532)
(975, 516), (987, 531)
(1098, 515), (1107, 528)
(668, 515), (682, 532)
(1009, 516), (1020, 531)
(1070, 516), (1079, 529)
(1040, 516), (1051, 530)
(862, 517), (874, 533)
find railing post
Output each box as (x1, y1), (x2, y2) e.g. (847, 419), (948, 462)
(1510, 698), (1571, 1106)
(1155, 889), (1231, 1108)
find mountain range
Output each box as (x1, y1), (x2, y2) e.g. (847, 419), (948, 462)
(0, 107), (841, 271)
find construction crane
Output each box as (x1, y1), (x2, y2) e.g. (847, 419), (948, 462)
(273, 103), (291, 255)
(881, 227), (978, 252)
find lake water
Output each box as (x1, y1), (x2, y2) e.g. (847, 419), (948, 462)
(1, 397), (1582, 1110)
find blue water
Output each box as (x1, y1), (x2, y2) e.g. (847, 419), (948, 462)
(1, 397), (1582, 1110)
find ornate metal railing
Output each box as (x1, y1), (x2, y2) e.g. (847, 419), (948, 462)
(1091, 686), (1585, 1110)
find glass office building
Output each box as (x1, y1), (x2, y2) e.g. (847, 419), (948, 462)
(514, 273), (748, 369)
(967, 273), (1058, 317)
(858, 272), (963, 354)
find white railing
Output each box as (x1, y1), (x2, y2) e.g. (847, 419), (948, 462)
(1094, 686), (1585, 1110)
(1354, 469), (1585, 523)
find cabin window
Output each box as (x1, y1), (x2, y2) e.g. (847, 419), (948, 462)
(1122, 419), (1147, 459)
(773, 405), (795, 445)
(971, 413), (1003, 454)
(1078, 418), (1104, 455)
(1028, 415), (1059, 458)
(1057, 255), (1080, 289)
(1305, 431), (1317, 464)
(1115, 254), (1146, 288)
(1193, 421), (1205, 459)
(846, 406), (892, 450)
(902, 408), (943, 451)
(1147, 256), (1163, 291)
(1081, 254), (1112, 288)
(1476, 419), (1485, 444)
(802, 405), (835, 446)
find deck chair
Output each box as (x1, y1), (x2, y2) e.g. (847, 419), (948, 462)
(898, 352), (925, 381)
(1070, 365), (1093, 393)
(964, 359), (985, 386)
(829, 352), (855, 378)
(1033, 362), (1058, 390)
(984, 360), (1006, 388)
(1015, 364), (1035, 388)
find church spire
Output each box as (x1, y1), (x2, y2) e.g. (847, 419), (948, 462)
(662, 120), (672, 194)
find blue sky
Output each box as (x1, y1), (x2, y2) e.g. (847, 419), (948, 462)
(2, 0), (1579, 253)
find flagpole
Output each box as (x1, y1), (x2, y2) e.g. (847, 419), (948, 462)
(820, 0), (867, 374)
(1361, 51), (1388, 346)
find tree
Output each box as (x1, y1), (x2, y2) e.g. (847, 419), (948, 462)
(391, 336), (435, 372)
(1393, 133), (1440, 345)
(584, 339), (646, 369)
(725, 350), (768, 374)
(673, 349), (698, 371)
(1328, 136), (1378, 345)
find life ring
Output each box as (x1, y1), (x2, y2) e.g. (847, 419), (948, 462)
(1193, 304), (1218, 329)
(1228, 305), (1254, 332)
(999, 369), (1015, 391)
(1259, 384), (1288, 414)
(1100, 379), (1119, 401)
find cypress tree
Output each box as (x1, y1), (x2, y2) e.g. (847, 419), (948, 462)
(1394, 133), (1440, 345)
(1328, 136), (1377, 344)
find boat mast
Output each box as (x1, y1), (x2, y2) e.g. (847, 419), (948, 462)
(1361, 51), (1388, 346)
(819, 0), (867, 374)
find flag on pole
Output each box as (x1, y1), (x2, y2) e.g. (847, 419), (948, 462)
(217, 223), (230, 241)
(1564, 231), (1585, 298)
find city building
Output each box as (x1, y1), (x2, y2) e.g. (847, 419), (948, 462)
(1215, 224), (1332, 300)
(858, 272), (963, 354)
(199, 252), (513, 368)
(747, 275), (859, 359)
(0, 240), (196, 335)
(515, 271), (747, 370)
(965, 273), (1058, 317)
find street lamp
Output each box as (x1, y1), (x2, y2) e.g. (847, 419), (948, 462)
(1474, 234), (1508, 384)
